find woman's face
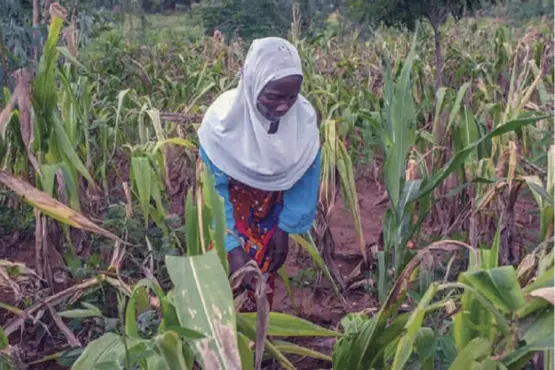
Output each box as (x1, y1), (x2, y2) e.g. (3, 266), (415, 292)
(257, 75), (302, 122)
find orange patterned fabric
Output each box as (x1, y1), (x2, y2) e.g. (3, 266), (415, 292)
(228, 178), (284, 312)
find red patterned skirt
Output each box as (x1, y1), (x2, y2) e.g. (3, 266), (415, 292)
(227, 177), (284, 312)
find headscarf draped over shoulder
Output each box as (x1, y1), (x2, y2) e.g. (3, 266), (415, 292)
(198, 37), (320, 191)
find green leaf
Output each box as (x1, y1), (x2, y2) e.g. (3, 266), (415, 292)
(236, 314), (294, 370)
(125, 279), (167, 340)
(415, 327), (435, 370)
(239, 312), (340, 337)
(0, 328), (8, 350)
(153, 138), (196, 153)
(290, 233), (342, 299)
(58, 305), (104, 319)
(113, 89), (131, 156)
(523, 310), (554, 345)
(392, 283), (438, 370)
(449, 338), (492, 370)
(446, 82), (471, 133)
(277, 266), (295, 307)
(163, 326), (205, 340)
(273, 340), (332, 362)
(383, 28), (418, 210)
(39, 164), (58, 196)
(52, 117), (97, 190)
(415, 115), (550, 203)
(488, 215), (503, 269)
(185, 191), (200, 256)
(462, 266), (525, 313)
(154, 331), (189, 370)
(433, 87), (447, 128)
(502, 336), (554, 370)
(57, 47), (89, 72)
(237, 333), (254, 370)
(523, 176), (553, 208)
(71, 333), (142, 370)
(201, 165), (228, 273)
(131, 157), (152, 228)
(166, 251), (241, 368)
(31, 14), (64, 154)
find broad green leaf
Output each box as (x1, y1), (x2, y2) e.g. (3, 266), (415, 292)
(53, 117), (97, 189)
(0, 328), (8, 350)
(71, 333), (142, 370)
(163, 326), (205, 340)
(488, 216), (503, 269)
(449, 338), (492, 370)
(446, 82), (471, 133)
(392, 283), (438, 370)
(383, 29), (418, 210)
(398, 179), (422, 217)
(201, 165), (228, 272)
(154, 331), (189, 370)
(113, 89), (131, 156)
(433, 86), (447, 127)
(523, 310), (554, 346)
(166, 251), (240, 368)
(459, 107), (480, 160)
(236, 314), (294, 370)
(39, 164), (58, 196)
(131, 157), (152, 228)
(502, 336), (554, 369)
(185, 191), (200, 256)
(146, 109), (166, 142)
(415, 327), (435, 370)
(125, 279), (167, 340)
(239, 312), (340, 337)
(31, 14), (64, 154)
(462, 266), (525, 313)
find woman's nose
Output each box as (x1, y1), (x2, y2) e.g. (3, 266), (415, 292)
(275, 102), (290, 115)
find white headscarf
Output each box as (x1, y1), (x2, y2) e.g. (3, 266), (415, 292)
(198, 37), (320, 191)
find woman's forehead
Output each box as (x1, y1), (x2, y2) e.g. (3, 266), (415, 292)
(262, 75), (303, 95)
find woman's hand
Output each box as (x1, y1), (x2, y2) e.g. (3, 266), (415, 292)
(228, 247), (252, 276)
(267, 228), (289, 273)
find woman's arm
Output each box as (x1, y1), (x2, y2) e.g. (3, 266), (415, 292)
(278, 149), (321, 234)
(198, 147), (241, 253)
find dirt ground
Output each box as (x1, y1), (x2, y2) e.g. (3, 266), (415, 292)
(0, 173), (541, 369)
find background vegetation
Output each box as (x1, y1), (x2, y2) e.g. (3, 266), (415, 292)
(0, 0), (553, 369)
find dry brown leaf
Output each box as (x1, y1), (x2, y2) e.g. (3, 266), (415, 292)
(0, 171), (125, 244)
(10, 69), (40, 173)
(528, 287), (555, 305)
(46, 303), (81, 347)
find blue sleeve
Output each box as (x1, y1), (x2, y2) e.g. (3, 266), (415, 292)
(278, 149), (321, 234)
(199, 147), (241, 252)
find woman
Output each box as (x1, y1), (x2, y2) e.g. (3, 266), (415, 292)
(198, 37), (321, 312)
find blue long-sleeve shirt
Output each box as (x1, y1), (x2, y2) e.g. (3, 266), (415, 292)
(199, 146), (321, 252)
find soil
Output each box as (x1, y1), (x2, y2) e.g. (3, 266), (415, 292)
(0, 172), (542, 369)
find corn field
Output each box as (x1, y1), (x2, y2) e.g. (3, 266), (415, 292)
(0, 3), (553, 369)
